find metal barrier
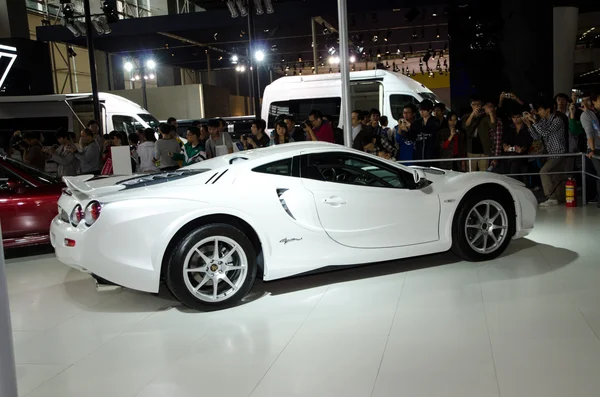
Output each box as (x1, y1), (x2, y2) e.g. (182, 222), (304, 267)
(397, 152), (600, 207)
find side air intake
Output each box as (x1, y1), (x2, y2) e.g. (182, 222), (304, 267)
(277, 188), (296, 220)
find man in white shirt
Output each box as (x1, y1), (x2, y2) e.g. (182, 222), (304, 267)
(351, 109), (363, 141)
(580, 92), (600, 207)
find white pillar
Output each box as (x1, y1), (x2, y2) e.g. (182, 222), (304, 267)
(553, 6), (578, 95)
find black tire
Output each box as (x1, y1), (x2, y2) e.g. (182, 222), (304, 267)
(165, 223), (257, 311)
(451, 188), (516, 262)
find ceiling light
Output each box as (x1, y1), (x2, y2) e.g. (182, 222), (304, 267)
(146, 59), (156, 69)
(255, 50), (265, 62)
(124, 61), (133, 71)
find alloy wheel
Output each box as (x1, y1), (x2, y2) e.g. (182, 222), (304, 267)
(182, 236), (248, 302)
(464, 199), (509, 255)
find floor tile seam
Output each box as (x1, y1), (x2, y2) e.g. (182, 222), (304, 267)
(476, 266), (503, 397)
(21, 363), (75, 397)
(534, 245), (600, 342)
(369, 273), (407, 397)
(246, 285), (331, 397)
(131, 328), (212, 397)
(20, 307), (161, 396)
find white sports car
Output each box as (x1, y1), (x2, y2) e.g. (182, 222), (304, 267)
(50, 142), (537, 310)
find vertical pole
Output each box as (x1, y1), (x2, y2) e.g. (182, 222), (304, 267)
(247, 1), (261, 117)
(49, 43), (59, 93)
(246, 48), (254, 115)
(0, 223), (18, 397)
(269, 68), (273, 83)
(72, 55), (79, 93)
(206, 50), (213, 85)
(337, 0), (352, 147)
(65, 45), (74, 93)
(83, 0), (101, 126)
(141, 66), (148, 110)
(106, 53), (112, 91)
(582, 153), (587, 206)
(311, 17), (319, 74)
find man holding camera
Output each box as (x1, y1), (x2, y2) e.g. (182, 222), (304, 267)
(242, 119), (270, 150)
(463, 96), (503, 171)
(303, 109), (334, 143)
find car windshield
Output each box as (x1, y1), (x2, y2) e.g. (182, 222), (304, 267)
(137, 114), (160, 129)
(1, 156), (60, 185)
(418, 92), (444, 104)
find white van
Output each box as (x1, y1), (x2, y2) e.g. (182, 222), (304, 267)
(261, 70), (444, 131)
(0, 92), (160, 139)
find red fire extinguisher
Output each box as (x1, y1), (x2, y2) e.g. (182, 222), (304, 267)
(566, 178), (576, 207)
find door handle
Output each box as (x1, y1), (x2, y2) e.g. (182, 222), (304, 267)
(322, 196), (347, 205)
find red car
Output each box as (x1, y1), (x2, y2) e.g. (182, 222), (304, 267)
(0, 155), (64, 248)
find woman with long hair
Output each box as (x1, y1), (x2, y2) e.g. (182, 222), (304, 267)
(271, 120), (294, 145)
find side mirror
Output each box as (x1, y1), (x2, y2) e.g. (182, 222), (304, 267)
(413, 169), (427, 185)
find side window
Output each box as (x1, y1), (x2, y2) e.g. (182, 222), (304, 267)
(112, 115), (137, 135)
(303, 152), (414, 189)
(390, 94), (419, 121)
(267, 97), (341, 128)
(253, 158), (294, 177)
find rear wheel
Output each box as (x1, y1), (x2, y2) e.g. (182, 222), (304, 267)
(451, 191), (515, 261)
(165, 223), (257, 311)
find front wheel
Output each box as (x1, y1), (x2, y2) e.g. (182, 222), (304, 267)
(165, 223), (257, 311)
(451, 192), (515, 262)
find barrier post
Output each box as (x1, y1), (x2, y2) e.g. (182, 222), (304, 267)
(582, 153), (587, 206)
(0, 222), (18, 397)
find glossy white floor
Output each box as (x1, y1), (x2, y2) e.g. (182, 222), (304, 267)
(5, 206), (600, 397)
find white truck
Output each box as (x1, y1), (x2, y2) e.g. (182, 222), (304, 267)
(261, 70), (444, 131)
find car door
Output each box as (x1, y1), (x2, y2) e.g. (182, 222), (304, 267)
(300, 151), (440, 249)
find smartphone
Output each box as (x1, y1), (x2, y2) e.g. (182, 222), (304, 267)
(505, 93), (511, 98)
(522, 111), (531, 118)
(508, 146), (516, 152)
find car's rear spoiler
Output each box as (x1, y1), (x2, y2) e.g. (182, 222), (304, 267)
(62, 174), (126, 197)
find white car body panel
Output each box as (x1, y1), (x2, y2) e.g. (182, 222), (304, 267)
(50, 142), (537, 293)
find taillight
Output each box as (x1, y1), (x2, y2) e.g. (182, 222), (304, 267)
(84, 201), (102, 226)
(70, 205), (83, 226)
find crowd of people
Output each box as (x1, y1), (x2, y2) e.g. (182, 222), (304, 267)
(347, 92), (600, 208)
(3, 90), (599, 209)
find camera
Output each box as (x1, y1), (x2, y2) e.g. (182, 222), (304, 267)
(302, 120), (311, 128)
(505, 93), (511, 98)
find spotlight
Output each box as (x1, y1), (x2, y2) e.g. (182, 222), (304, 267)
(91, 15), (111, 35)
(255, 50), (265, 62)
(254, 0), (264, 15)
(264, 0), (274, 14)
(134, 75), (140, 80)
(149, 73), (155, 79)
(349, 55), (356, 63)
(146, 59), (156, 69)
(236, 0), (248, 17)
(226, 0), (239, 18)
(124, 61), (133, 71)
(384, 30), (392, 42)
(436, 28), (440, 39)
(67, 46), (77, 58)
(328, 46), (336, 55)
(231, 54), (239, 64)
(101, 0), (118, 23)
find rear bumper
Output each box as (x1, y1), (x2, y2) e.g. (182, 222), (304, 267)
(50, 216), (160, 293)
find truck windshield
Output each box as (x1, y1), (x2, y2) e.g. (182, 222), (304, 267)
(137, 114), (160, 130)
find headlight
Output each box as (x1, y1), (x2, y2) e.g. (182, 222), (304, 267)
(70, 204), (83, 226)
(84, 201), (102, 226)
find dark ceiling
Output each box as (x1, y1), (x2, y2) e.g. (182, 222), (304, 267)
(36, 0), (450, 71)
